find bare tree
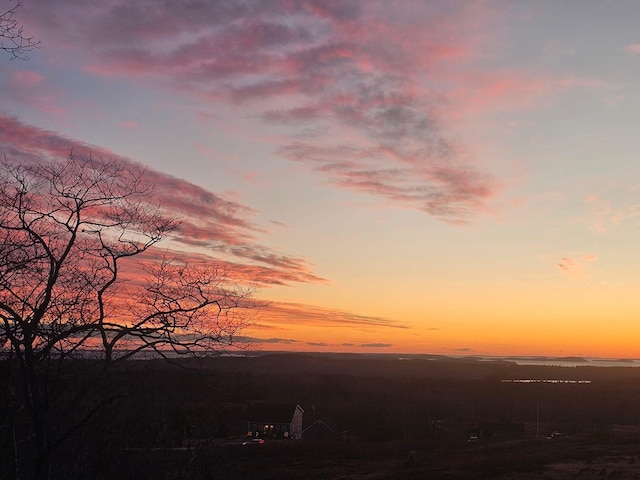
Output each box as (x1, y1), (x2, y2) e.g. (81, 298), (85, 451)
(1, 0), (39, 59)
(0, 154), (256, 479)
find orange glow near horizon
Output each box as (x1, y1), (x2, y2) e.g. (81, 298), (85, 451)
(6, 2), (640, 360)
(242, 279), (640, 359)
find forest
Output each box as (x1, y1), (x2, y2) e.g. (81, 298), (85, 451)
(4, 352), (640, 479)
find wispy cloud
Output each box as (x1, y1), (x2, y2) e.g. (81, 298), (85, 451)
(448, 71), (606, 117)
(260, 301), (406, 330)
(235, 336), (300, 345)
(19, 0), (514, 223)
(3, 70), (67, 116)
(554, 254), (598, 280)
(584, 194), (640, 233)
(159, 250), (324, 286)
(624, 43), (640, 55)
(0, 114), (323, 286)
(236, 300), (405, 346)
(119, 120), (140, 130)
(278, 142), (493, 222)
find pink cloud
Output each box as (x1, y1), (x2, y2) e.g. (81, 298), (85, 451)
(10, 70), (45, 87)
(129, 249), (325, 287)
(447, 71), (607, 118)
(584, 194), (640, 233)
(18, 1), (593, 223)
(18, 1), (506, 223)
(450, 71), (555, 113)
(624, 43), (640, 55)
(279, 142), (494, 222)
(0, 114), (324, 286)
(194, 142), (216, 157)
(3, 70), (67, 117)
(119, 120), (140, 130)
(554, 254), (598, 280)
(582, 253), (598, 262)
(259, 301), (406, 330)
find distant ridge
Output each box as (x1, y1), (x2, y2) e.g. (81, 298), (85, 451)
(4, 349), (636, 367)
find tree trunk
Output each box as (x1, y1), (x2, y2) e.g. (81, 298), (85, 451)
(23, 348), (50, 480)
(34, 410), (50, 480)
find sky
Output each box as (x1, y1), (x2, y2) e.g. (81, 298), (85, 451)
(2, 1), (640, 358)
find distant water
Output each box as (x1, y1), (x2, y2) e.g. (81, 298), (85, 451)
(488, 356), (639, 368)
(501, 379), (592, 384)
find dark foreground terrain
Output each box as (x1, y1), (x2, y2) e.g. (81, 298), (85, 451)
(5, 353), (640, 479)
(119, 431), (640, 479)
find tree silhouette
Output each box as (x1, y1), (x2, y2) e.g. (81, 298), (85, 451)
(1, 1), (39, 59)
(0, 154), (257, 478)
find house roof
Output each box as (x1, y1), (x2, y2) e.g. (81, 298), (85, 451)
(246, 403), (303, 424)
(303, 419), (337, 434)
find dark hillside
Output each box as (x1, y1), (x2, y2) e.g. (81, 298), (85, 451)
(5, 353), (640, 479)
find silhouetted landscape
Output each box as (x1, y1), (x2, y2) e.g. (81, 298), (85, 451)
(5, 352), (640, 479)
(5, 2), (640, 479)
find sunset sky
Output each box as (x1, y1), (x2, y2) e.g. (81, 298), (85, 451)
(2, 1), (640, 358)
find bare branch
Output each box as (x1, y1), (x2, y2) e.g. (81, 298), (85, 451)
(0, 153), (260, 476)
(0, 1), (40, 60)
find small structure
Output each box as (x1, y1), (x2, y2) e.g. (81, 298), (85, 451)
(246, 403), (304, 440)
(303, 419), (342, 441)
